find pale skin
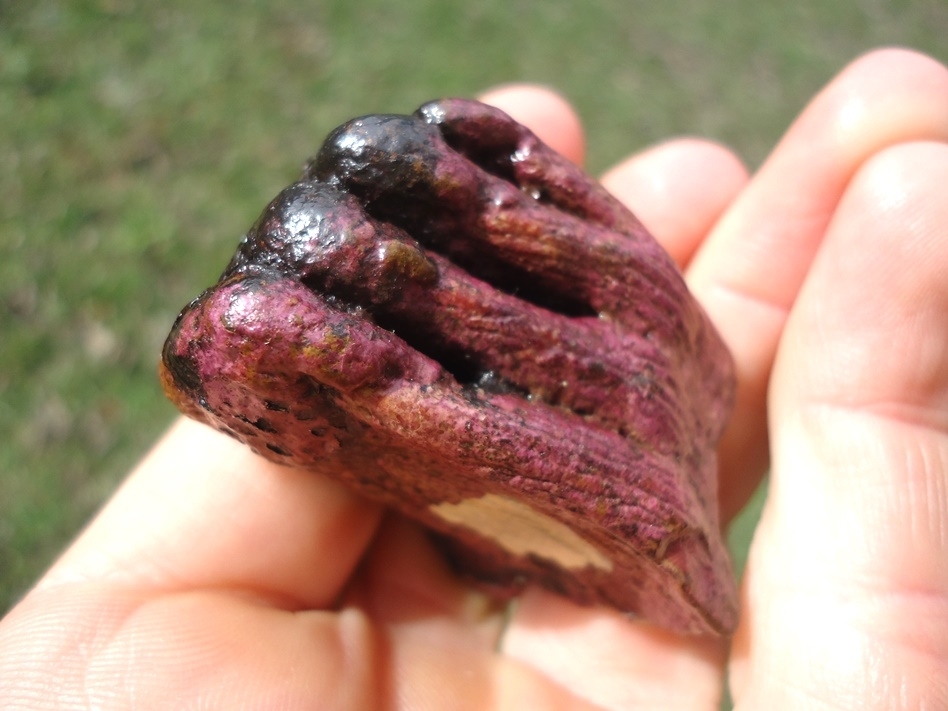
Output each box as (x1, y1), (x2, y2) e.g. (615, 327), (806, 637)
(3, 46), (948, 709)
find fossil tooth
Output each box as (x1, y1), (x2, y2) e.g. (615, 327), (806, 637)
(161, 98), (738, 635)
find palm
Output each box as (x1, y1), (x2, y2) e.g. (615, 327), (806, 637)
(3, 48), (948, 710)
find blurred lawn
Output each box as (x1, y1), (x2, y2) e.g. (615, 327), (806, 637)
(1, 0), (945, 622)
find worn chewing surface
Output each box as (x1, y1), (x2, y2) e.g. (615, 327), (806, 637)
(161, 98), (738, 635)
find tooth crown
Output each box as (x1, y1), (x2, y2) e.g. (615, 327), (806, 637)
(161, 98), (738, 635)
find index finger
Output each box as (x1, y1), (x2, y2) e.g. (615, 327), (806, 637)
(39, 418), (384, 609)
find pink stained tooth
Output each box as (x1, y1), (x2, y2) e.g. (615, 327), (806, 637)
(160, 98), (738, 636)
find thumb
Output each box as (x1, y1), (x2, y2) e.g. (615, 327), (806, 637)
(731, 141), (948, 709)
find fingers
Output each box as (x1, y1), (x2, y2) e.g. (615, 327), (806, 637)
(0, 577), (603, 711)
(501, 588), (727, 711)
(40, 418), (383, 609)
(731, 141), (948, 709)
(601, 138), (749, 266)
(342, 515), (506, 642)
(0, 585), (383, 710)
(685, 48), (948, 519)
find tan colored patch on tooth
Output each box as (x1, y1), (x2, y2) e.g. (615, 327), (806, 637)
(430, 494), (613, 571)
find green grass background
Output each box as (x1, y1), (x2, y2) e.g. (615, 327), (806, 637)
(1, 0), (944, 640)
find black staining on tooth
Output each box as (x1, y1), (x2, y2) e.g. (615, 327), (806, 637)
(265, 443), (291, 457)
(252, 417), (277, 434)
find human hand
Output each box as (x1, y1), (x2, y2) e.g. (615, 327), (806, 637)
(2, 47), (947, 710)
